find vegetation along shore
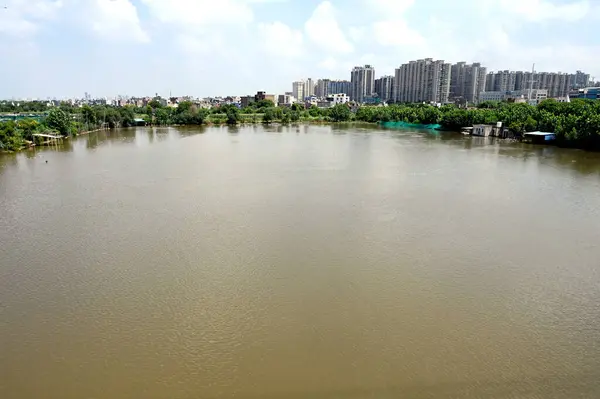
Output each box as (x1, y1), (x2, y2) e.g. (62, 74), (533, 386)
(1, 98), (599, 152)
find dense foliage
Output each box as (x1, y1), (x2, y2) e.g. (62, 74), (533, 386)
(2, 99), (599, 151)
(376, 99), (600, 150)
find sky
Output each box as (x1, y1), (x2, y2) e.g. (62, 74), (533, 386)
(0, 0), (598, 99)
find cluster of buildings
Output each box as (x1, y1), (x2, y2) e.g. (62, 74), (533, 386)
(4, 95), (245, 109)
(285, 62), (598, 108)
(6, 62), (598, 110)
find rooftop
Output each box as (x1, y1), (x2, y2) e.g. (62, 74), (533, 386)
(524, 131), (555, 136)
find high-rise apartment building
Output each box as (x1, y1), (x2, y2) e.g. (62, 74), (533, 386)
(328, 80), (351, 96)
(491, 70), (516, 92)
(570, 71), (590, 89)
(292, 81), (305, 102)
(350, 65), (375, 103)
(305, 78), (315, 97)
(485, 70), (572, 99)
(450, 62), (467, 100)
(374, 75), (395, 102)
(315, 79), (330, 97)
(394, 58), (451, 103)
(450, 62), (487, 103)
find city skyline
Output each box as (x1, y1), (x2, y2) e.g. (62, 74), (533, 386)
(4, 63), (597, 103)
(1, 0), (599, 99)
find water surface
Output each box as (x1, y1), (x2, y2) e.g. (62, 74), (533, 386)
(2, 125), (600, 398)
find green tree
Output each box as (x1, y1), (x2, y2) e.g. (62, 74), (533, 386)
(104, 108), (122, 128)
(81, 105), (97, 127)
(17, 119), (40, 141)
(148, 99), (163, 109)
(262, 107), (275, 124)
(477, 101), (500, 109)
(45, 108), (72, 135)
(290, 111), (300, 122)
(255, 100), (275, 110)
(119, 106), (136, 127)
(308, 105), (321, 117)
(155, 108), (171, 125)
(328, 104), (351, 122)
(220, 105), (239, 125)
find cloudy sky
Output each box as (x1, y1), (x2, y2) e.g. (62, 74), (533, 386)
(1, 0), (598, 99)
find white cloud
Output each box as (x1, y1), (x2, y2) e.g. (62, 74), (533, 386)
(372, 20), (424, 47)
(364, 0), (422, 48)
(258, 22), (304, 58)
(318, 57), (338, 71)
(23, 0), (63, 20)
(176, 34), (215, 55)
(304, 1), (353, 54)
(0, 14), (38, 37)
(348, 26), (366, 42)
(367, 0), (415, 15)
(88, 0), (149, 43)
(138, 0), (260, 61)
(140, 0), (255, 30)
(1, 0), (599, 99)
(497, 0), (590, 22)
(0, 0), (63, 37)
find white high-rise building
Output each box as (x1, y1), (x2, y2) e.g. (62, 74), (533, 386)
(292, 81), (305, 102)
(450, 62), (487, 103)
(305, 78), (315, 97)
(350, 65), (375, 103)
(394, 59), (451, 103)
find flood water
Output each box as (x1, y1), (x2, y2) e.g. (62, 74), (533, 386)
(2, 125), (600, 399)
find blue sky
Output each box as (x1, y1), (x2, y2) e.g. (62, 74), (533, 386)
(1, 0), (598, 99)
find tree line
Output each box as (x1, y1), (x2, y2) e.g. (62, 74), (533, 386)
(2, 99), (599, 152)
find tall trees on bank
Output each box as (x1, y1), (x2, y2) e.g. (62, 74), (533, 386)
(1, 99), (599, 151)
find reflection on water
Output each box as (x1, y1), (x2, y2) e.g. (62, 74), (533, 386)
(2, 125), (600, 399)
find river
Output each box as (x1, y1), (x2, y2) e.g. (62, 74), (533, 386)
(2, 125), (600, 399)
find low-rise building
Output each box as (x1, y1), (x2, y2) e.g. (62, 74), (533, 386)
(316, 93), (350, 109)
(570, 87), (600, 100)
(254, 91), (276, 104)
(327, 93), (349, 105)
(510, 89), (548, 103)
(241, 96), (255, 108)
(479, 89), (548, 104)
(305, 96), (319, 108)
(478, 91), (505, 102)
(472, 122), (512, 138)
(472, 124), (494, 137)
(278, 94), (295, 106)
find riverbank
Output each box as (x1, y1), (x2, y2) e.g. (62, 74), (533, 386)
(3, 99), (599, 152)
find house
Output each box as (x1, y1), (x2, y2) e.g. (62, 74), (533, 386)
(472, 124), (493, 137)
(523, 131), (556, 144)
(472, 122), (513, 138)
